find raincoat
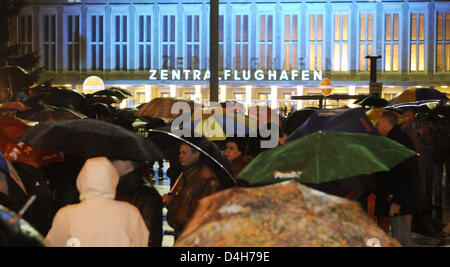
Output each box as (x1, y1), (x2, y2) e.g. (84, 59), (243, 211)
(45, 157), (149, 247)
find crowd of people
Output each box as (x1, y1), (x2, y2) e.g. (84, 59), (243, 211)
(1, 88), (449, 247)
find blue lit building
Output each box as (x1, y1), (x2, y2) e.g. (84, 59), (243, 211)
(12, 0), (450, 110)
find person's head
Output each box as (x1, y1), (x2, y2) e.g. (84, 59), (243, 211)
(179, 143), (200, 167)
(224, 140), (245, 162)
(110, 159), (135, 177)
(377, 110), (399, 136)
(403, 109), (415, 124)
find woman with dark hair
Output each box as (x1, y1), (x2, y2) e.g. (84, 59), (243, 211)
(223, 138), (253, 178)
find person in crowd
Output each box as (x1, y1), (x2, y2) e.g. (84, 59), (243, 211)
(111, 159), (163, 247)
(223, 138), (253, 178)
(375, 110), (420, 246)
(162, 142), (224, 240)
(45, 157), (149, 247)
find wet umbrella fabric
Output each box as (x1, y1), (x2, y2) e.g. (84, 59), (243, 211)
(175, 180), (400, 247)
(147, 127), (236, 186)
(0, 117), (63, 168)
(136, 97), (195, 119)
(282, 108), (317, 136)
(0, 204), (46, 247)
(18, 105), (87, 122)
(388, 88), (448, 107)
(17, 119), (164, 162)
(354, 95), (388, 108)
(0, 66), (34, 92)
(285, 108), (378, 144)
(92, 88), (130, 100)
(238, 131), (417, 186)
(24, 89), (88, 111)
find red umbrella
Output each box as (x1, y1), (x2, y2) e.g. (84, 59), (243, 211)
(0, 117), (63, 168)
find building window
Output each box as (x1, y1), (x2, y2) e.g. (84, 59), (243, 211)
(259, 14), (273, 69)
(18, 14), (32, 55)
(410, 13), (425, 72)
(436, 12), (450, 72)
(42, 14), (56, 72)
(138, 15), (151, 71)
(89, 15), (104, 72)
(219, 15), (224, 70)
(234, 14), (249, 70)
(385, 13), (400, 72)
(186, 15), (200, 69)
(162, 15), (176, 69)
(308, 14), (323, 71)
(66, 15), (80, 72)
(283, 14), (298, 70)
(113, 15), (128, 72)
(359, 13), (374, 71)
(333, 13), (349, 71)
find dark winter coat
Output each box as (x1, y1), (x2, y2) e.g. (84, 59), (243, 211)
(166, 162), (223, 239)
(230, 155), (253, 178)
(375, 125), (420, 217)
(115, 169), (163, 247)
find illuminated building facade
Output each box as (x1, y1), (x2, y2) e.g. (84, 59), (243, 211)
(12, 0), (450, 110)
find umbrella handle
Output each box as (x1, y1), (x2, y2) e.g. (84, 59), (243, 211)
(13, 195), (36, 221)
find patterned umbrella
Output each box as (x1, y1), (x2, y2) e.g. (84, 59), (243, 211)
(175, 180), (401, 247)
(388, 88), (448, 107)
(136, 97), (195, 119)
(0, 117), (63, 168)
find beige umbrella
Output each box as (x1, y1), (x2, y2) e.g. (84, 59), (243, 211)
(175, 180), (401, 247)
(135, 97), (195, 119)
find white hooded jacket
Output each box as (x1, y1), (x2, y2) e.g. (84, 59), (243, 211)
(45, 157), (149, 247)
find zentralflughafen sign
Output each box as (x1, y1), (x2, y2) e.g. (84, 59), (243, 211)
(149, 69), (323, 82)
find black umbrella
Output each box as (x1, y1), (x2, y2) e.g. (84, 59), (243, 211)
(93, 88), (130, 100)
(282, 108), (317, 136)
(24, 89), (88, 111)
(147, 127), (236, 187)
(0, 66), (34, 92)
(17, 119), (164, 162)
(17, 105), (88, 122)
(79, 102), (114, 120)
(354, 95), (388, 108)
(107, 87), (132, 96)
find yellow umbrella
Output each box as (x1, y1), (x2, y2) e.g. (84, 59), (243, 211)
(366, 107), (406, 126)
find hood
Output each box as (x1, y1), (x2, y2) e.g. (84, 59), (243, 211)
(76, 157), (119, 201)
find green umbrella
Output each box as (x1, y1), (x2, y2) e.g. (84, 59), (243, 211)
(238, 131), (417, 185)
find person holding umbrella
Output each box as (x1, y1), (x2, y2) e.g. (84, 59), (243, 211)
(162, 141), (225, 240)
(374, 110), (420, 247)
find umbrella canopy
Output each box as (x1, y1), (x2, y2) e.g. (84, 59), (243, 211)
(388, 88), (448, 107)
(0, 102), (31, 111)
(136, 97), (195, 119)
(79, 102), (113, 120)
(282, 108), (317, 136)
(0, 66), (34, 92)
(24, 89), (88, 111)
(107, 87), (132, 97)
(365, 107), (406, 126)
(0, 117), (62, 168)
(17, 119), (164, 162)
(92, 88), (130, 100)
(354, 95), (388, 108)
(18, 105), (87, 122)
(0, 204), (46, 247)
(285, 108), (378, 143)
(86, 94), (121, 105)
(174, 108), (258, 141)
(238, 131), (417, 185)
(147, 127), (236, 186)
(175, 180), (400, 247)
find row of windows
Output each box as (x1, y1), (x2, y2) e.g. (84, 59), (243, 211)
(17, 9), (450, 73)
